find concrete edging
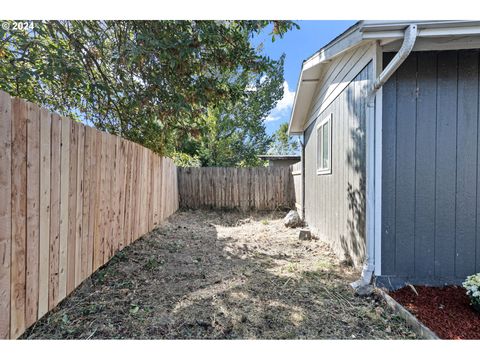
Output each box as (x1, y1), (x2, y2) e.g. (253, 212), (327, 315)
(376, 288), (440, 340)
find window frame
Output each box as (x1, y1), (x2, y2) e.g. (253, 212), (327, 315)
(316, 113), (332, 175)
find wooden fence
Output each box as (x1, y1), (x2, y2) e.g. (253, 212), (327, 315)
(178, 166), (295, 210)
(291, 162), (303, 217)
(0, 91), (179, 339)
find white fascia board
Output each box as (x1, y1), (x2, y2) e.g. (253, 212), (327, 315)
(303, 28), (363, 71)
(288, 75), (318, 134)
(287, 69), (306, 135)
(362, 24), (480, 42)
(420, 25), (480, 37)
(383, 36), (480, 53)
(362, 31), (404, 40)
(361, 20), (480, 32)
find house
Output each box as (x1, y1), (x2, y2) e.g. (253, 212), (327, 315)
(258, 154), (301, 167)
(288, 20), (480, 290)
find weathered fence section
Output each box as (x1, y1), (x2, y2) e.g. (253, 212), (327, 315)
(291, 162), (303, 217)
(178, 167), (295, 210)
(0, 91), (179, 339)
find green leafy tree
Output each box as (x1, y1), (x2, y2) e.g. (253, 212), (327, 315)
(180, 55), (285, 167)
(0, 20), (298, 159)
(268, 122), (300, 155)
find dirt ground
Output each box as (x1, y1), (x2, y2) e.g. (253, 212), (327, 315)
(22, 210), (417, 339)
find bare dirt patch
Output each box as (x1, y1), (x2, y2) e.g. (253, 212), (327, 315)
(22, 210), (417, 339)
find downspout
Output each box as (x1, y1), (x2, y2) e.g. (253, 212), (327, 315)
(300, 136), (305, 220)
(351, 24), (418, 293)
(368, 24), (418, 103)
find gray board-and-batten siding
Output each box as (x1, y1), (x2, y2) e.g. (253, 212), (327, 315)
(303, 62), (371, 267)
(378, 49), (480, 288)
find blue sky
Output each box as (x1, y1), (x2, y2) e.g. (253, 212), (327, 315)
(252, 20), (356, 136)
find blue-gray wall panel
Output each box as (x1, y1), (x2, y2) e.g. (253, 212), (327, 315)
(414, 51), (437, 278)
(434, 51), (457, 278)
(395, 53), (417, 276)
(382, 49), (480, 283)
(381, 52), (397, 275)
(456, 50), (478, 278)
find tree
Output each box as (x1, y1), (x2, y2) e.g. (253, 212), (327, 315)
(180, 55), (285, 167)
(268, 122), (300, 155)
(0, 20), (298, 159)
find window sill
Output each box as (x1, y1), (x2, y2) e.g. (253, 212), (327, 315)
(316, 169), (332, 176)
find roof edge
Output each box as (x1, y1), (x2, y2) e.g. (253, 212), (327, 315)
(288, 20), (480, 136)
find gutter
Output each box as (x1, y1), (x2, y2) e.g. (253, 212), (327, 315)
(352, 24), (418, 294)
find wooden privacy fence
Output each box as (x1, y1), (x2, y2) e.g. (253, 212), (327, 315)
(178, 166), (295, 210)
(0, 91), (179, 339)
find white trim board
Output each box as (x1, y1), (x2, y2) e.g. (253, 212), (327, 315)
(373, 43), (383, 276)
(362, 25), (480, 41)
(383, 36), (480, 53)
(316, 113), (333, 176)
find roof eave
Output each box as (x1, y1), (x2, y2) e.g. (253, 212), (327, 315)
(288, 24), (365, 135)
(288, 20), (480, 136)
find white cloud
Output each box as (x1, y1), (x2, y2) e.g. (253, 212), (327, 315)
(265, 81), (295, 123)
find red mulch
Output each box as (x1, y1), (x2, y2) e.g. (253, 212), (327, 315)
(390, 285), (480, 339)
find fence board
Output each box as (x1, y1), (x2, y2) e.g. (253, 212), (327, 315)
(148, 153), (153, 229)
(10, 98), (27, 339)
(130, 142), (136, 243)
(133, 145), (140, 240)
(158, 157), (164, 222)
(114, 137), (122, 251)
(110, 134), (117, 256)
(86, 128), (96, 274)
(117, 140), (126, 249)
(67, 121), (77, 295)
(0, 91), (12, 339)
(49, 114), (61, 310)
(107, 135), (112, 257)
(101, 132), (108, 263)
(75, 125), (84, 287)
(139, 148), (145, 235)
(58, 117), (69, 301)
(102, 133), (110, 262)
(178, 167), (295, 211)
(123, 141), (132, 247)
(81, 127), (91, 281)
(93, 130), (103, 271)
(38, 108), (51, 318)
(25, 102), (40, 328)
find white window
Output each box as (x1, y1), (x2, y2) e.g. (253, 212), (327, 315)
(316, 113), (332, 175)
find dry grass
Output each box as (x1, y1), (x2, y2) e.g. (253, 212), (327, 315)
(22, 210), (417, 339)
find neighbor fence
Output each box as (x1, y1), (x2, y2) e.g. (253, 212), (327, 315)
(0, 91), (179, 339)
(178, 166), (295, 210)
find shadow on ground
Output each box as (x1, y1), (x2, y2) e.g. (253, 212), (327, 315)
(22, 210), (416, 339)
